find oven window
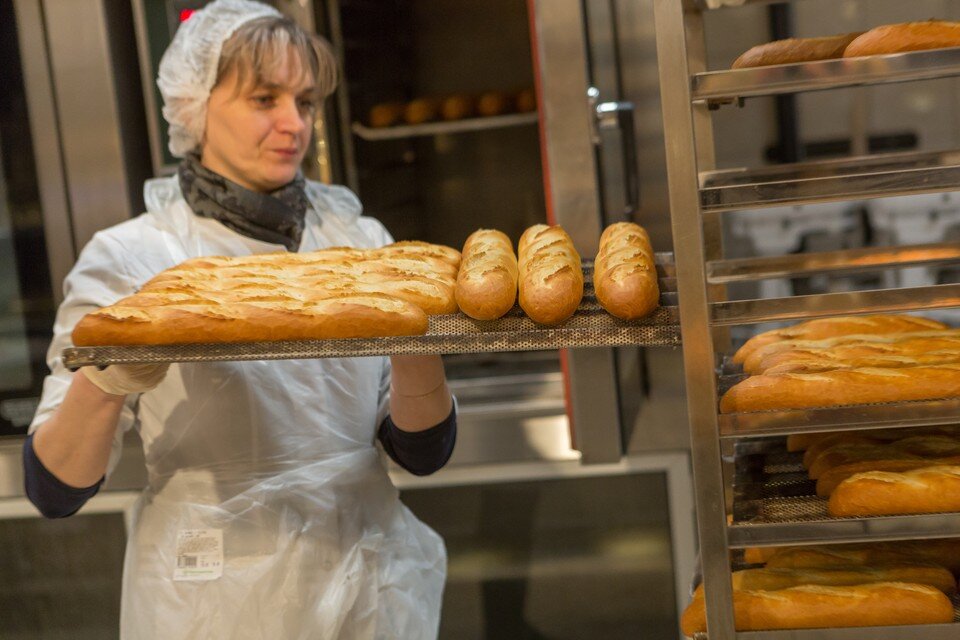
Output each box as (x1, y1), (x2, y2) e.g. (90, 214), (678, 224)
(401, 473), (678, 639)
(0, 513), (125, 638)
(0, 0), (57, 434)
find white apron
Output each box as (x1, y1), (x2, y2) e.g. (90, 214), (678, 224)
(31, 177), (446, 639)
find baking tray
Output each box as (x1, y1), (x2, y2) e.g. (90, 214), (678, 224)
(62, 262), (680, 368)
(727, 440), (960, 547)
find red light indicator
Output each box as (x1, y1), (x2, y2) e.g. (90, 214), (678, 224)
(179, 9), (196, 22)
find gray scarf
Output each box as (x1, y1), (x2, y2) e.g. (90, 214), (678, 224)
(178, 152), (309, 251)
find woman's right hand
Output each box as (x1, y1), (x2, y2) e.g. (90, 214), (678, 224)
(82, 363), (170, 396)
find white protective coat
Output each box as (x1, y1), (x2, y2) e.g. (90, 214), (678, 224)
(30, 177), (446, 639)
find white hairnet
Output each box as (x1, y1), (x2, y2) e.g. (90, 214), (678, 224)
(158, 0), (281, 157)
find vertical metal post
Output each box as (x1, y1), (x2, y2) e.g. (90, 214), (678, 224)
(652, 0), (735, 638)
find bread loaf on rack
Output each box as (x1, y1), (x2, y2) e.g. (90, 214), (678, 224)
(741, 329), (959, 375)
(455, 229), (518, 320)
(72, 295), (429, 346)
(72, 242), (462, 346)
(763, 540), (960, 573)
(680, 582), (953, 635)
(816, 456), (960, 497)
(719, 364), (960, 413)
(593, 222), (660, 320)
(517, 224), (584, 325)
(801, 432), (883, 468)
(692, 566), (956, 598)
(731, 315), (947, 365)
(828, 465), (960, 517)
(844, 21), (960, 58)
(788, 424), (960, 453)
(732, 32), (864, 69)
(753, 336), (960, 375)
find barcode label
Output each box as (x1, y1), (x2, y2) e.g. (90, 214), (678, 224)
(174, 529), (222, 581)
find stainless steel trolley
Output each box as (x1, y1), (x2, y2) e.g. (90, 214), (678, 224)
(652, 0), (960, 638)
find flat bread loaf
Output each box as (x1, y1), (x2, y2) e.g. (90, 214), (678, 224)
(73, 242), (461, 346)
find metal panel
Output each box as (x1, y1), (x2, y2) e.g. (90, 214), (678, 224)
(652, 0), (735, 637)
(44, 0), (134, 249)
(13, 0), (75, 303)
(707, 242), (960, 283)
(693, 46), (960, 102)
(710, 283), (960, 326)
(530, 0), (621, 464)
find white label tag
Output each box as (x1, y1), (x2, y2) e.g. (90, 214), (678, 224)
(174, 529), (223, 581)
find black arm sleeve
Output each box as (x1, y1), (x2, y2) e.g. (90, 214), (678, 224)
(377, 405), (457, 476)
(22, 433), (103, 519)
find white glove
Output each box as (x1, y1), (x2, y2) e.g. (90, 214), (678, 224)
(82, 363), (170, 396)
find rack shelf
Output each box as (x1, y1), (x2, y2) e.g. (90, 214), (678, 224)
(351, 112), (538, 141)
(693, 47), (960, 103)
(700, 149), (960, 213)
(709, 283), (960, 326)
(707, 242), (960, 284)
(719, 398), (960, 439)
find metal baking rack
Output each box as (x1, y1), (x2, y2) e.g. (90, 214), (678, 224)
(652, 0), (960, 637)
(351, 112), (538, 141)
(729, 441), (960, 547)
(61, 259), (680, 369)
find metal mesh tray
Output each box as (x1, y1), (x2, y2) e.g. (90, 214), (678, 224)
(732, 441), (960, 526)
(62, 261), (680, 368)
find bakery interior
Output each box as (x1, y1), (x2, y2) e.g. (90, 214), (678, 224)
(3, 0), (960, 638)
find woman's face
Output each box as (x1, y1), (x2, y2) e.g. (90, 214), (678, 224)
(202, 53), (317, 192)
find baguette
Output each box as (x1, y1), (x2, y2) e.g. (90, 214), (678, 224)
(719, 364), (960, 413)
(802, 433), (882, 469)
(732, 32), (864, 69)
(764, 540), (960, 574)
(680, 582), (952, 635)
(455, 229), (518, 320)
(593, 222), (659, 320)
(828, 466), (960, 517)
(817, 456), (960, 497)
(756, 339), (960, 375)
(440, 93), (476, 120)
(403, 97), (440, 125)
(692, 566), (956, 599)
(476, 90), (511, 117)
(807, 443), (922, 480)
(368, 101), (404, 128)
(845, 21), (960, 58)
(72, 294), (429, 346)
(517, 224), (584, 325)
(791, 424), (960, 453)
(732, 315), (947, 365)
(742, 329), (960, 374)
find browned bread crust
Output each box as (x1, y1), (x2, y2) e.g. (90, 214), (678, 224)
(764, 540), (960, 573)
(593, 222), (659, 320)
(518, 224), (584, 325)
(816, 456), (960, 496)
(720, 364), (960, 413)
(693, 566), (956, 599)
(681, 582), (953, 635)
(753, 335), (960, 375)
(845, 21), (960, 58)
(732, 315), (947, 365)
(733, 32), (864, 69)
(828, 465), (960, 516)
(72, 242), (462, 346)
(455, 229), (518, 320)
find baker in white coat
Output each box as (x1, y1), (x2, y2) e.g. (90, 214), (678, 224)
(23, 1), (455, 637)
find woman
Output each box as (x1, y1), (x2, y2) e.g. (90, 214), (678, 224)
(23, 1), (454, 637)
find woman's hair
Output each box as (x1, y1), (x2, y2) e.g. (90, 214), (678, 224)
(216, 15), (338, 99)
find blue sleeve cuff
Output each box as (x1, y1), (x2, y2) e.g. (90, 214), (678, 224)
(377, 405), (457, 476)
(23, 433), (103, 518)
